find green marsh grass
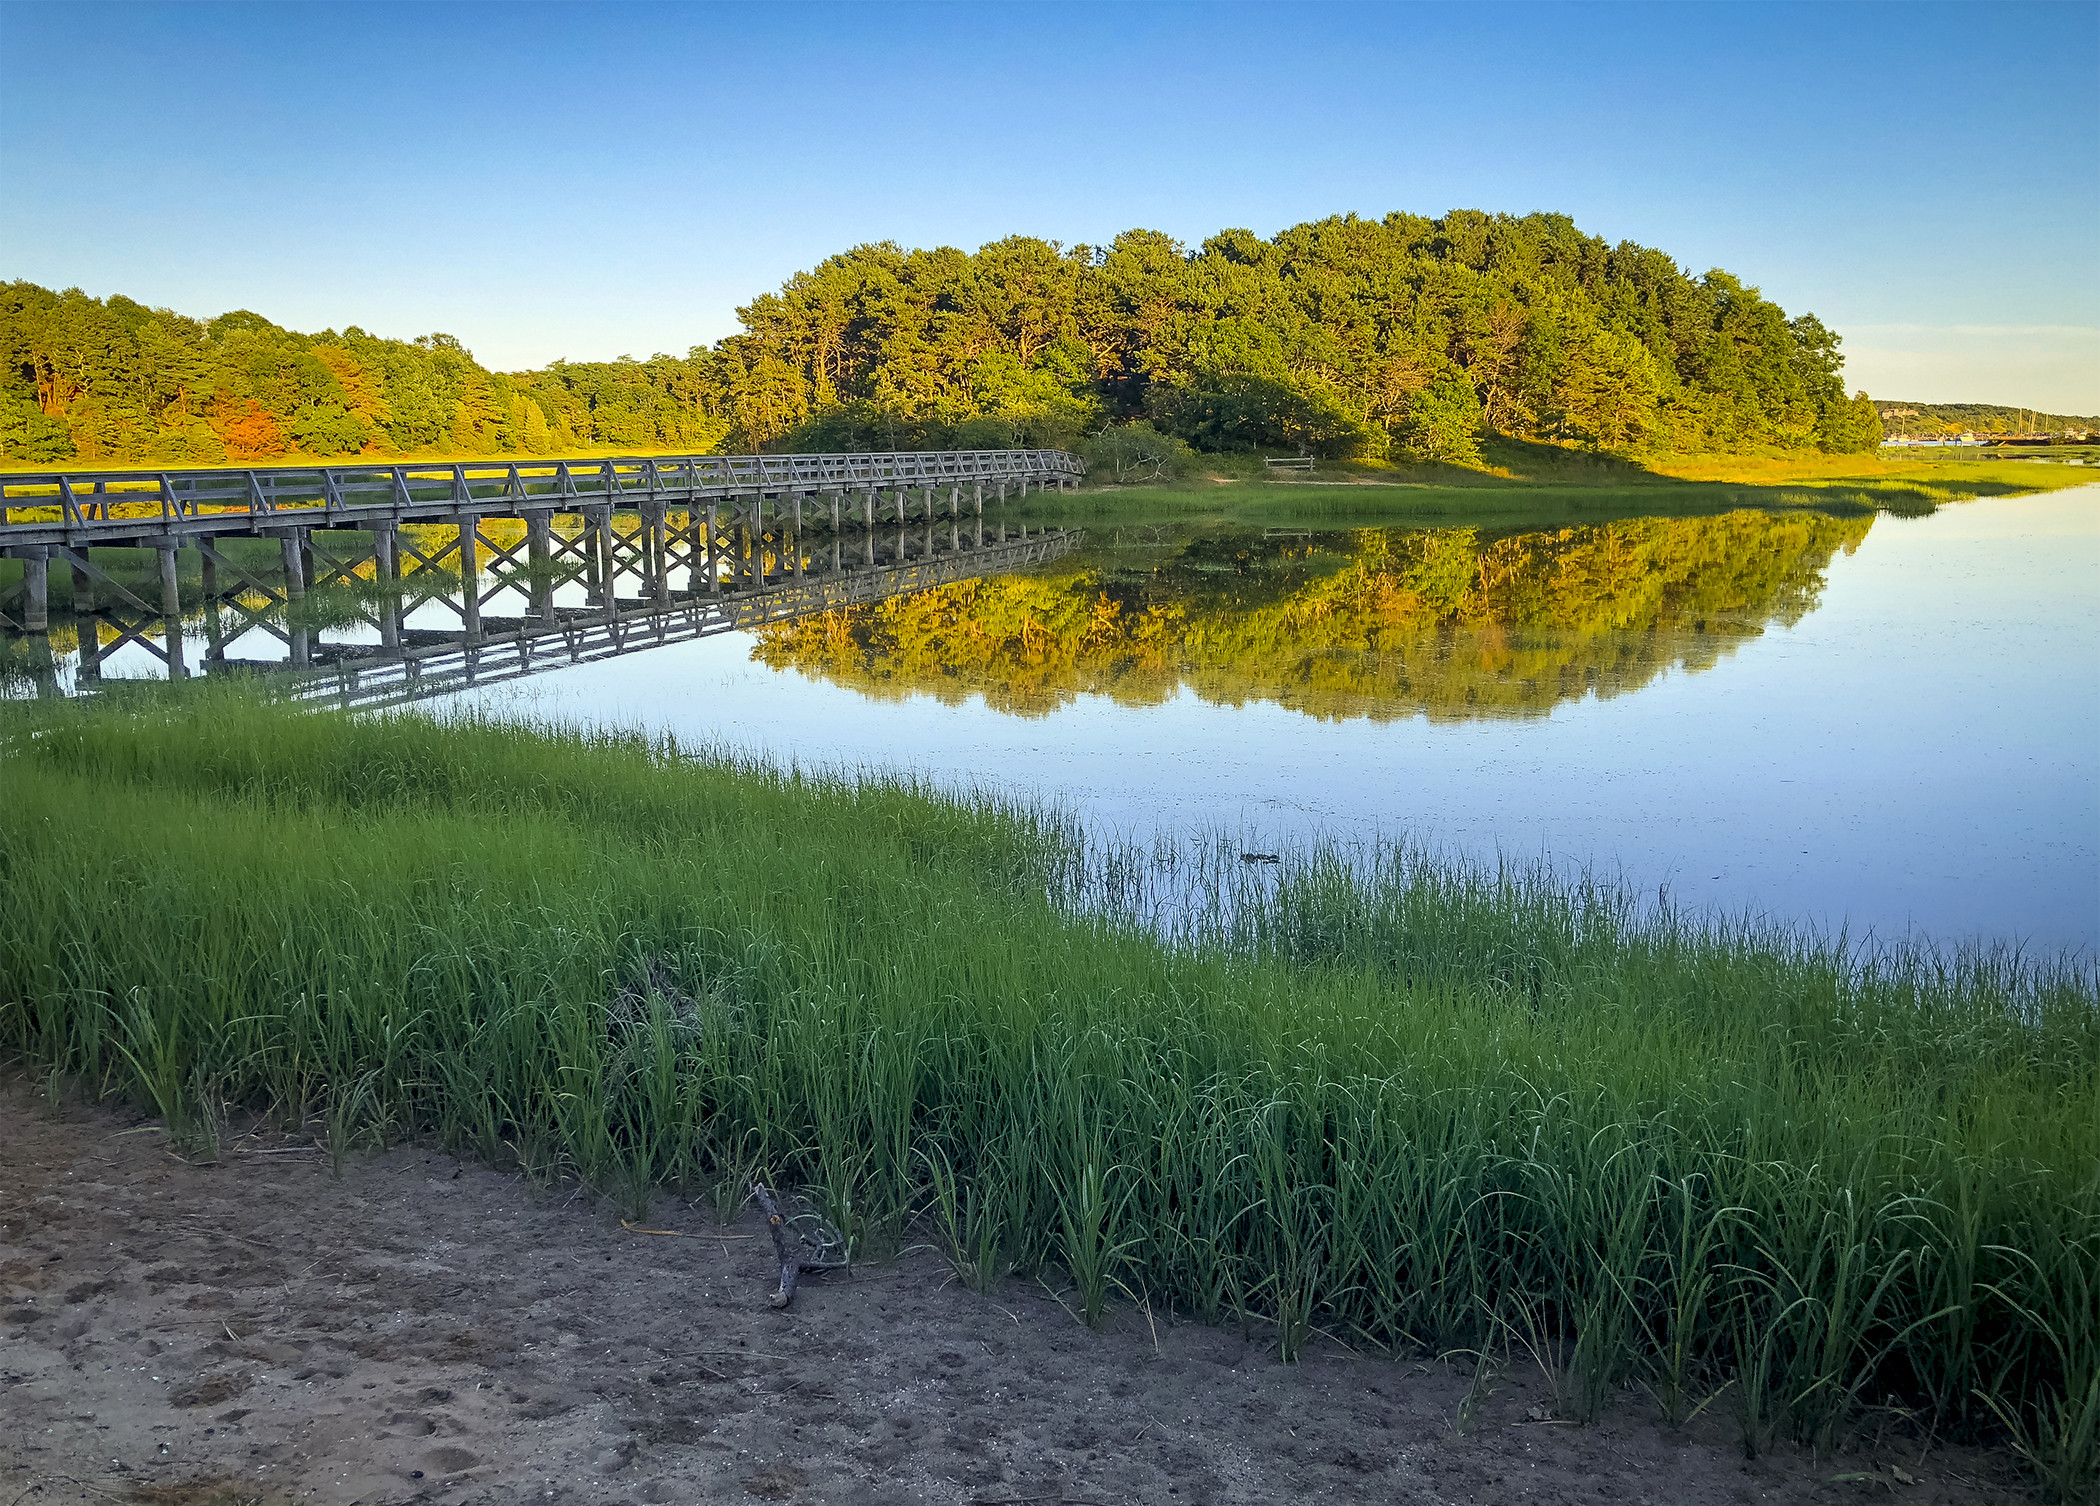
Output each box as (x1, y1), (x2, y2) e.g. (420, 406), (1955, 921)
(1, 687), (2095, 1494)
(1031, 442), (2095, 533)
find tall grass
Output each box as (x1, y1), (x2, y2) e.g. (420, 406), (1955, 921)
(2, 687), (2094, 1495)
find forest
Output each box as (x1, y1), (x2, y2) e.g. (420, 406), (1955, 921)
(1, 210), (1884, 469)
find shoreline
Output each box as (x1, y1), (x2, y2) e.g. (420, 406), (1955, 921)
(3, 690), (2094, 1500)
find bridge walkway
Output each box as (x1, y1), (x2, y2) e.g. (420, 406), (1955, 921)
(0, 448), (1082, 639)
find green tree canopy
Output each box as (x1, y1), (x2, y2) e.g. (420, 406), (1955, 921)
(0, 209), (1882, 466)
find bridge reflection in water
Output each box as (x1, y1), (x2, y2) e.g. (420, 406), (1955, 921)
(0, 449), (1083, 707)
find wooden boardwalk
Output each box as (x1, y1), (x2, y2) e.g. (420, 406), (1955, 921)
(0, 449), (1084, 695)
(0, 447), (1082, 636)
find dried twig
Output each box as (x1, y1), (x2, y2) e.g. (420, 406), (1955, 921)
(619, 1219), (751, 1238)
(750, 1180), (848, 1308)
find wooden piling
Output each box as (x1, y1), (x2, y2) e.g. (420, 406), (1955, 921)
(458, 515), (482, 645)
(591, 509), (616, 620)
(157, 542), (187, 679)
(280, 532), (306, 600)
(704, 500), (720, 594)
(25, 633), (58, 697)
(650, 506), (671, 606)
(375, 524), (403, 654)
(77, 612), (102, 680)
(198, 535), (224, 665)
(19, 547), (49, 633)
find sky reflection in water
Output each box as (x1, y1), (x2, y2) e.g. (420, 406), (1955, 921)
(440, 488), (2100, 953)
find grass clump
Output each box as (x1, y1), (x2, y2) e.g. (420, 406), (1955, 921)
(1, 687), (2094, 1492)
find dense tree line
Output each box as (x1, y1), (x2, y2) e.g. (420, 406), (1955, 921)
(1, 210), (1885, 468)
(738, 214), (1882, 460)
(0, 282), (727, 466)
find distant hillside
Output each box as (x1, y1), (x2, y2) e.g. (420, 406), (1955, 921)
(1876, 401), (2099, 438)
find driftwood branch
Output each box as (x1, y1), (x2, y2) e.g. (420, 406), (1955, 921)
(751, 1180), (849, 1309)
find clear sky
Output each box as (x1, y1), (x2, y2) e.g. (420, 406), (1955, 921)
(2, 0), (2094, 411)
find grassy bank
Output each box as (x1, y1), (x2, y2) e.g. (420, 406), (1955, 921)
(1047, 444), (2098, 530)
(2, 690), (2095, 1494)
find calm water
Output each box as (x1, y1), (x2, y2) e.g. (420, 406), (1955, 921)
(385, 489), (2100, 951)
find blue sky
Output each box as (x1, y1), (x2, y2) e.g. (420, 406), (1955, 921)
(2, 0), (2094, 409)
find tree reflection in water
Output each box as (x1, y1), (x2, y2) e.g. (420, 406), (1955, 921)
(753, 510), (1874, 722)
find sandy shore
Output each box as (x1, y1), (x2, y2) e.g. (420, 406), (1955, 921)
(1, 1078), (2026, 1505)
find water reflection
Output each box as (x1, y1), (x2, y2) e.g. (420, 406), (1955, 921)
(2, 510), (1075, 702)
(755, 511), (1874, 722)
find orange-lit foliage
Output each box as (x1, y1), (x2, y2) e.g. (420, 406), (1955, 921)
(208, 395), (290, 461)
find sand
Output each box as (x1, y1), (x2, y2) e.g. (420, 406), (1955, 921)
(0, 1078), (2027, 1505)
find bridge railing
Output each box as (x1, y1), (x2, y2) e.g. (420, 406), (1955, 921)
(0, 448), (1084, 545)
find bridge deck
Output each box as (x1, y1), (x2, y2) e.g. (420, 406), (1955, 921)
(4, 476), (1082, 701)
(0, 448), (1082, 550)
